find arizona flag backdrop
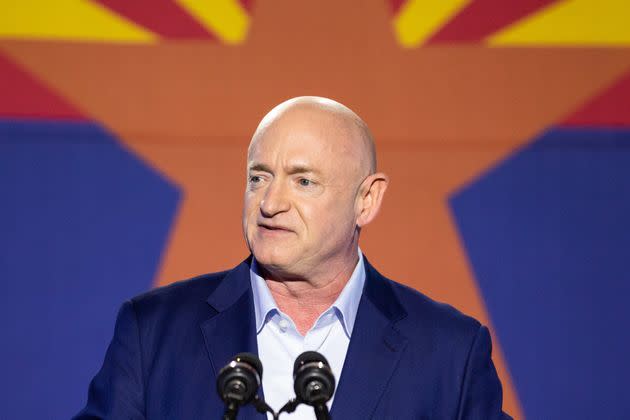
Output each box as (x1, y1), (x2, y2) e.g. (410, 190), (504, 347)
(1, 1), (629, 419)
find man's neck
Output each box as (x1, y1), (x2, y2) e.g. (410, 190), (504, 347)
(263, 255), (359, 335)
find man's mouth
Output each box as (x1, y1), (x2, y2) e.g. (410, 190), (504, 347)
(258, 223), (292, 233)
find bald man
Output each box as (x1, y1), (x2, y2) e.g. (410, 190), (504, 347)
(75, 97), (511, 419)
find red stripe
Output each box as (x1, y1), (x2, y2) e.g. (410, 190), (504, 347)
(427, 0), (557, 43)
(94, 0), (215, 39)
(239, 0), (254, 12)
(562, 71), (630, 127)
(0, 54), (85, 120)
(390, 0), (408, 14)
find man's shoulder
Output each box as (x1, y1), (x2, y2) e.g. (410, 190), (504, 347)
(378, 272), (482, 343)
(127, 268), (233, 316)
(395, 279), (479, 326)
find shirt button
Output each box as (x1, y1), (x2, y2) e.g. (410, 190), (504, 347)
(278, 318), (289, 332)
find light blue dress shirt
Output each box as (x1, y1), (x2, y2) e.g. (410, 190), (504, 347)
(250, 251), (366, 419)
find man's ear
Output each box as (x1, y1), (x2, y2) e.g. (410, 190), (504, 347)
(356, 172), (389, 228)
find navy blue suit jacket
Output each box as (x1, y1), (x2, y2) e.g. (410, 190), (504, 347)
(75, 257), (511, 419)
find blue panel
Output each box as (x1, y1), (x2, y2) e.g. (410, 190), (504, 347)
(0, 120), (180, 419)
(450, 127), (630, 419)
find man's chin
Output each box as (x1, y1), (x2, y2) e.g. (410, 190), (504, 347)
(251, 250), (301, 275)
(253, 253), (292, 268)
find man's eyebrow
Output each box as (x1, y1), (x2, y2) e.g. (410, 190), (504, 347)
(248, 163), (320, 175)
(248, 163), (273, 173)
(286, 164), (319, 175)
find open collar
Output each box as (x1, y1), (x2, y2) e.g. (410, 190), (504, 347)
(249, 251), (366, 337)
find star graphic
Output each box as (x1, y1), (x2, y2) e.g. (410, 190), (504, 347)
(3, 1), (630, 416)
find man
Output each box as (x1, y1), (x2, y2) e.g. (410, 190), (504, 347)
(75, 97), (511, 419)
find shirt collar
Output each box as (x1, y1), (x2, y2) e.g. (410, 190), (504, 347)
(250, 250), (366, 338)
(250, 258), (278, 334)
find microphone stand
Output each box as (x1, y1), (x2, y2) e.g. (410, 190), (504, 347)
(313, 404), (330, 420)
(275, 398), (330, 420)
(223, 396), (331, 420)
(222, 395), (274, 420)
(222, 401), (239, 420)
(276, 398), (300, 419)
(252, 395), (276, 419)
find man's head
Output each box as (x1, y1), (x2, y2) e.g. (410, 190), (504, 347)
(242, 96), (388, 281)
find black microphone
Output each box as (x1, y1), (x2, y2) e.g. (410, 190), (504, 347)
(293, 351), (335, 420)
(216, 353), (263, 420)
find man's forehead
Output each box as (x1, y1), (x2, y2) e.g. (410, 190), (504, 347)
(250, 109), (357, 157)
(248, 129), (355, 170)
(247, 138), (332, 170)
(247, 97), (375, 177)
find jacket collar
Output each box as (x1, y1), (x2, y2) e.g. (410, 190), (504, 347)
(205, 256), (253, 313)
(330, 256), (409, 418)
(200, 257), (265, 419)
(204, 255), (407, 323)
(361, 255), (407, 324)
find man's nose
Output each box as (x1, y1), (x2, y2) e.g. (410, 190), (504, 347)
(260, 180), (290, 216)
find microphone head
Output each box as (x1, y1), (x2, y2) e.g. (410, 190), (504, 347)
(217, 352), (262, 406)
(293, 351), (328, 375)
(293, 351), (335, 406)
(235, 352), (263, 378)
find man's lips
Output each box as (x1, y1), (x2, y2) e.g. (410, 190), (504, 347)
(257, 223), (293, 233)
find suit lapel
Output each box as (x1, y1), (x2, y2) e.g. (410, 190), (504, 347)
(200, 259), (265, 420)
(330, 259), (409, 419)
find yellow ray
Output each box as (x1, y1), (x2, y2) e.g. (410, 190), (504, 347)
(394, 0), (471, 48)
(176, 0), (249, 44)
(489, 0), (630, 45)
(0, 0), (155, 43)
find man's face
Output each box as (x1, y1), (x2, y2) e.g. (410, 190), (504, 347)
(242, 109), (363, 278)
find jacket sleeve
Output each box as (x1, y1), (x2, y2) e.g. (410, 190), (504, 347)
(73, 301), (146, 419)
(456, 325), (513, 420)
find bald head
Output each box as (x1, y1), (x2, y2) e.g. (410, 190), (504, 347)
(249, 96), (377, 177)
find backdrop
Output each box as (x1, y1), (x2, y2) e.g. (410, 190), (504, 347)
(1, 1), (629, 419)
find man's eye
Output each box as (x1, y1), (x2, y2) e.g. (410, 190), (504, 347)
(249, 175), (262, 183)
(298, 178), (312, 187)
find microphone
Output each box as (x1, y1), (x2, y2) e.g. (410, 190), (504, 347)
(293, 351), (336, 420)
(216, 353), (263, 420)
